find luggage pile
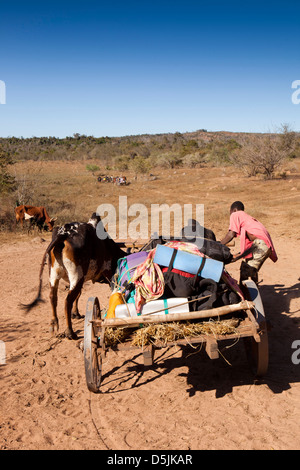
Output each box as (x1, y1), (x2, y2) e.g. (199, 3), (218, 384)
(107, 238), (244, 320)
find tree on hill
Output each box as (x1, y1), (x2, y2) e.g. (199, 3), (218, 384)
(231, 125), (297, 179)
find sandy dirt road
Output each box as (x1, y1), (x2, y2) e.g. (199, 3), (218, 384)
(0, 235), (300, 450)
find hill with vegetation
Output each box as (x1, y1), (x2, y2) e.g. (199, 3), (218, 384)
(0, 127), (299, 233)
(1, 127), (299, 178)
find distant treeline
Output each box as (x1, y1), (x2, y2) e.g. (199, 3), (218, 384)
(0, 130), (256, 168)
(0, 128), (299, 179)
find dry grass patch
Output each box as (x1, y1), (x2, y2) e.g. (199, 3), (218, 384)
(3, 158), (299, 243)
(104, 318), (241, 348)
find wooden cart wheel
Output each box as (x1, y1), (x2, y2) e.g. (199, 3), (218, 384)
(242, 280), (269, 378)
(84, 296), (102, 393)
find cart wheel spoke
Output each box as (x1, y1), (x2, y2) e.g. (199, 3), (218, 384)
(84, 297), (102, 393)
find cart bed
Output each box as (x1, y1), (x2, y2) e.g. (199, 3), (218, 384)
(83, 280), (268, 393)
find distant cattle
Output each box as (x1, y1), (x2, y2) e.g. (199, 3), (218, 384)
(97, 175), (127, 185)
(116, 176), (127, 185)
(15, 205), (57, 232)
(22, 213), (126, 339)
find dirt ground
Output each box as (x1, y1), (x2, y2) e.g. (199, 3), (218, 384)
(0, 230), (300, 450)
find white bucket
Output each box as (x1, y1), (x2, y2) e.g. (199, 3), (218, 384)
(115, 297), (190, 318)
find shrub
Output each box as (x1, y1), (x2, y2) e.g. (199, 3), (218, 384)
(114, 155), (129, 171)
(86, 164), (100, 172)
(0, 151), (16, 194)
(158, 153), (183, 169)
(0, 208), (16, 232)
(182, 152), (206, 168)
(129, 155), (151, 174)
(231, 126), (297, 179)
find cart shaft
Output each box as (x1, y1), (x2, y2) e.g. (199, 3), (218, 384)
(100, 300), (254, 328)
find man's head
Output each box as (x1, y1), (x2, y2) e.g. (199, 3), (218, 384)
(230, 201), (244, 214)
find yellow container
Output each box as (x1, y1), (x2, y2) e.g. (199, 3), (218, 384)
(106, 292), (124, 319)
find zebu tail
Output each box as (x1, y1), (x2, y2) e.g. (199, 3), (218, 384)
(21, 232), (66, 312)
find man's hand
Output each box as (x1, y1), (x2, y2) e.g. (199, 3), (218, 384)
(220, 230), (236, 245)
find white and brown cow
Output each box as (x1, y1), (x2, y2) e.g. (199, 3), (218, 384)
(22, 213), (126, 339)
(15, 205), (57, 232)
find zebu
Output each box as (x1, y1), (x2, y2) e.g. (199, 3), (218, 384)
(22, 213), (126, 339)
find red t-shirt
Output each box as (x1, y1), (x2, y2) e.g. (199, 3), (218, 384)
(229, 211), (277, 262)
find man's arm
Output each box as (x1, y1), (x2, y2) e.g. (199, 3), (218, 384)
(220, 230), (236, 245)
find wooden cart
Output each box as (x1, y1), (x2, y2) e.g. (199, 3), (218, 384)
(83, 279), (268, 393)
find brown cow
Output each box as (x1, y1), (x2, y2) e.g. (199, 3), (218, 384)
(22, 213), (126, 339)
(15, 205), (57, 232)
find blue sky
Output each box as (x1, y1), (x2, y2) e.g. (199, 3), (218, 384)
(0, 0), (300, 137)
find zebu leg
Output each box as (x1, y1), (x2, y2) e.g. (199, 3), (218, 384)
(49, 256), (62, 335)
(64, 278), (84, 339)
(49, 279), (60, 334)
(71, 290), (82, 319)
(25, 212), (34, 234)
(62, 246), (85, 339)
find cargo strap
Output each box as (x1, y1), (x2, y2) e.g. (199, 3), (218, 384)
(165, 248), (206, 288)
(193, 256), (206, 287)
